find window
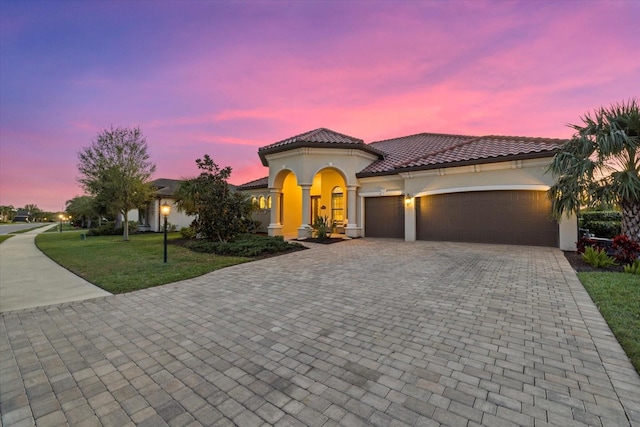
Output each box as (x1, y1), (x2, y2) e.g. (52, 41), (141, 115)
(266, 195), (272, 209)
(331, 187), (344, 222)
(251, 197), (258, 208)
(259, 196), (266, 209)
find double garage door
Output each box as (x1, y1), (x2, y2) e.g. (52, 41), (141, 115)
(365, 191), (558, 246)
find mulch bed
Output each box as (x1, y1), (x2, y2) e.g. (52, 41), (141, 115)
(563, 251), (624, 273)
(298, 237), (346, 244)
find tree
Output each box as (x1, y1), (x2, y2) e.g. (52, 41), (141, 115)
(0, 205), (15, 222)
(23, 204), (44, 222)
(175, 155), (254, 242)
(66, 195), (99, 228)
(77, 126), (156, 240)
(548, 99), (640, 242)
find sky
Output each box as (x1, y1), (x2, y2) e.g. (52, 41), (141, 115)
(1, 0), (639, 212)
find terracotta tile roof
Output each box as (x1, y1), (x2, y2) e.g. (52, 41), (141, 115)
(236, 176), (268, 190)
(397, 135), (563, 170)
(240, 129), (568, 187)
(258, 128), (384, 166)
(358, 133), (475, 175)
(261, 127), (364, 148)
(151, 177), (237, 196)
(150, 178), (184, 197)
(358, 133), (566, 176)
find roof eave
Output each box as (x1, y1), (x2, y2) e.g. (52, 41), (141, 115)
(258, 141), (384, 166)
(356, 150), (558, 178)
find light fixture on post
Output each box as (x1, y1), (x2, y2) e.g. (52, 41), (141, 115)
(404, 194), (413, 206)
(160, 203), (171, 264)
(59, 214), (63, 232)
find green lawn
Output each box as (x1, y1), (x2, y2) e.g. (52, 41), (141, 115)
(0, 235), (14, 244)
(36, 231), (251, 294)
(578, 272), (640, 373)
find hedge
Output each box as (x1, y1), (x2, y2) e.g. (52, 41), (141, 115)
(580, 210), (621, 238)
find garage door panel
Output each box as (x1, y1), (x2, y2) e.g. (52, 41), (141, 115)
(365, 196), (404, 238)
(416, 191), (558, 246)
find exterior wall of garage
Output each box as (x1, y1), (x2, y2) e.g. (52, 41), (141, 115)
(358, 158), (578, 250)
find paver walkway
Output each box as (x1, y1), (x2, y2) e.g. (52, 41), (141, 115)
(1, 240), (639, 426)
(0, 225), (111, 312)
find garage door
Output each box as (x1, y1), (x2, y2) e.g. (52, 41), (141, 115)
(365, 196), (404, 238)
(416, 191), (558, 246)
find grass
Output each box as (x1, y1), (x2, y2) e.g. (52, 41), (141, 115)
(36, 231), (252, 294)
(578, 272), (640, 373)
(0, 235), (14, 244)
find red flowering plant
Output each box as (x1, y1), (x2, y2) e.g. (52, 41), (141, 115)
(611, 235), (640, 266)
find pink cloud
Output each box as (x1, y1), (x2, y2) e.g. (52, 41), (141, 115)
(1, 0), (638, 211)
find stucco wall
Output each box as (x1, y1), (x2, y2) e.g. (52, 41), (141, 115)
(402, 159), (554, 197)
(253, 147), (577, 249)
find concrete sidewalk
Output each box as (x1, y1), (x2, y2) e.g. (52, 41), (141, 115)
(0, 224), (111, 312)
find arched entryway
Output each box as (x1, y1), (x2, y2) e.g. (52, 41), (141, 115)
(268, 167), (348, 238)
(310, 168), (347, 233)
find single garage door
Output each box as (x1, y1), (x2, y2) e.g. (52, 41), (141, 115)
(365, 196), (404, 238)
(416, 190), (558, 246)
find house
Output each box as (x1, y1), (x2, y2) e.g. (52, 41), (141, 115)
(237, 128), (578, 250)
(13, 209), (31, 222)
(135, 178), (194, 232)
(135, 178), (247, 233)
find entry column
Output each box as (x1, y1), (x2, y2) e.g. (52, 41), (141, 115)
(298, 184), (312, 239)
(345, 185), (360, 238)
(267, 189), (282, 237)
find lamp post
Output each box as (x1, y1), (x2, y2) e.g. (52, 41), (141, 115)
(59, 214), (63, 233)
(160, 203), (171, 264)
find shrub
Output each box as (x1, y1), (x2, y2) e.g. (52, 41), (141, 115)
(180, 226), (196, 239)
(87, 222), (137, 236)
(582, 221), (621, 238)
(312, 215), (335, 240)
(184, 234), (304, 257)
(580, 210), (622, 222)
(581, 246), (617, 268)
(612, 235), (640, 266)
(579, 210), (621, 238)
(577, 236), (613, 255)
(623, 259), (640, 275)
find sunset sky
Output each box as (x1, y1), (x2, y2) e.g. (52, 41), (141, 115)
(1, 0), (638, 212)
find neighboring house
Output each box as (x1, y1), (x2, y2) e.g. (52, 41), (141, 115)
(133, 178), (194, 232)
(237, 128), (578, 250)
(13, 210), (31, 222)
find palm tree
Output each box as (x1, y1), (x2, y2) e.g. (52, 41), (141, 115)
(548, 99), (640, 242)
(66, 195), (100, 228)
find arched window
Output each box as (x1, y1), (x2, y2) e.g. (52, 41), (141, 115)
(251, 197), (258, 208)
(331, 187), (344, 222)
(259, 196), (266, 209)
(266, 195), (272, 209)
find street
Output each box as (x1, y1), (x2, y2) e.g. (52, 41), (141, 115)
(0, 222), (50, 235)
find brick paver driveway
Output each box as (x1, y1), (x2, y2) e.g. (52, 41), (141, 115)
(2, 240), (639, 426)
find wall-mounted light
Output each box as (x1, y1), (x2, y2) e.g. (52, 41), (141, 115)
(404, 194), (413, 205)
